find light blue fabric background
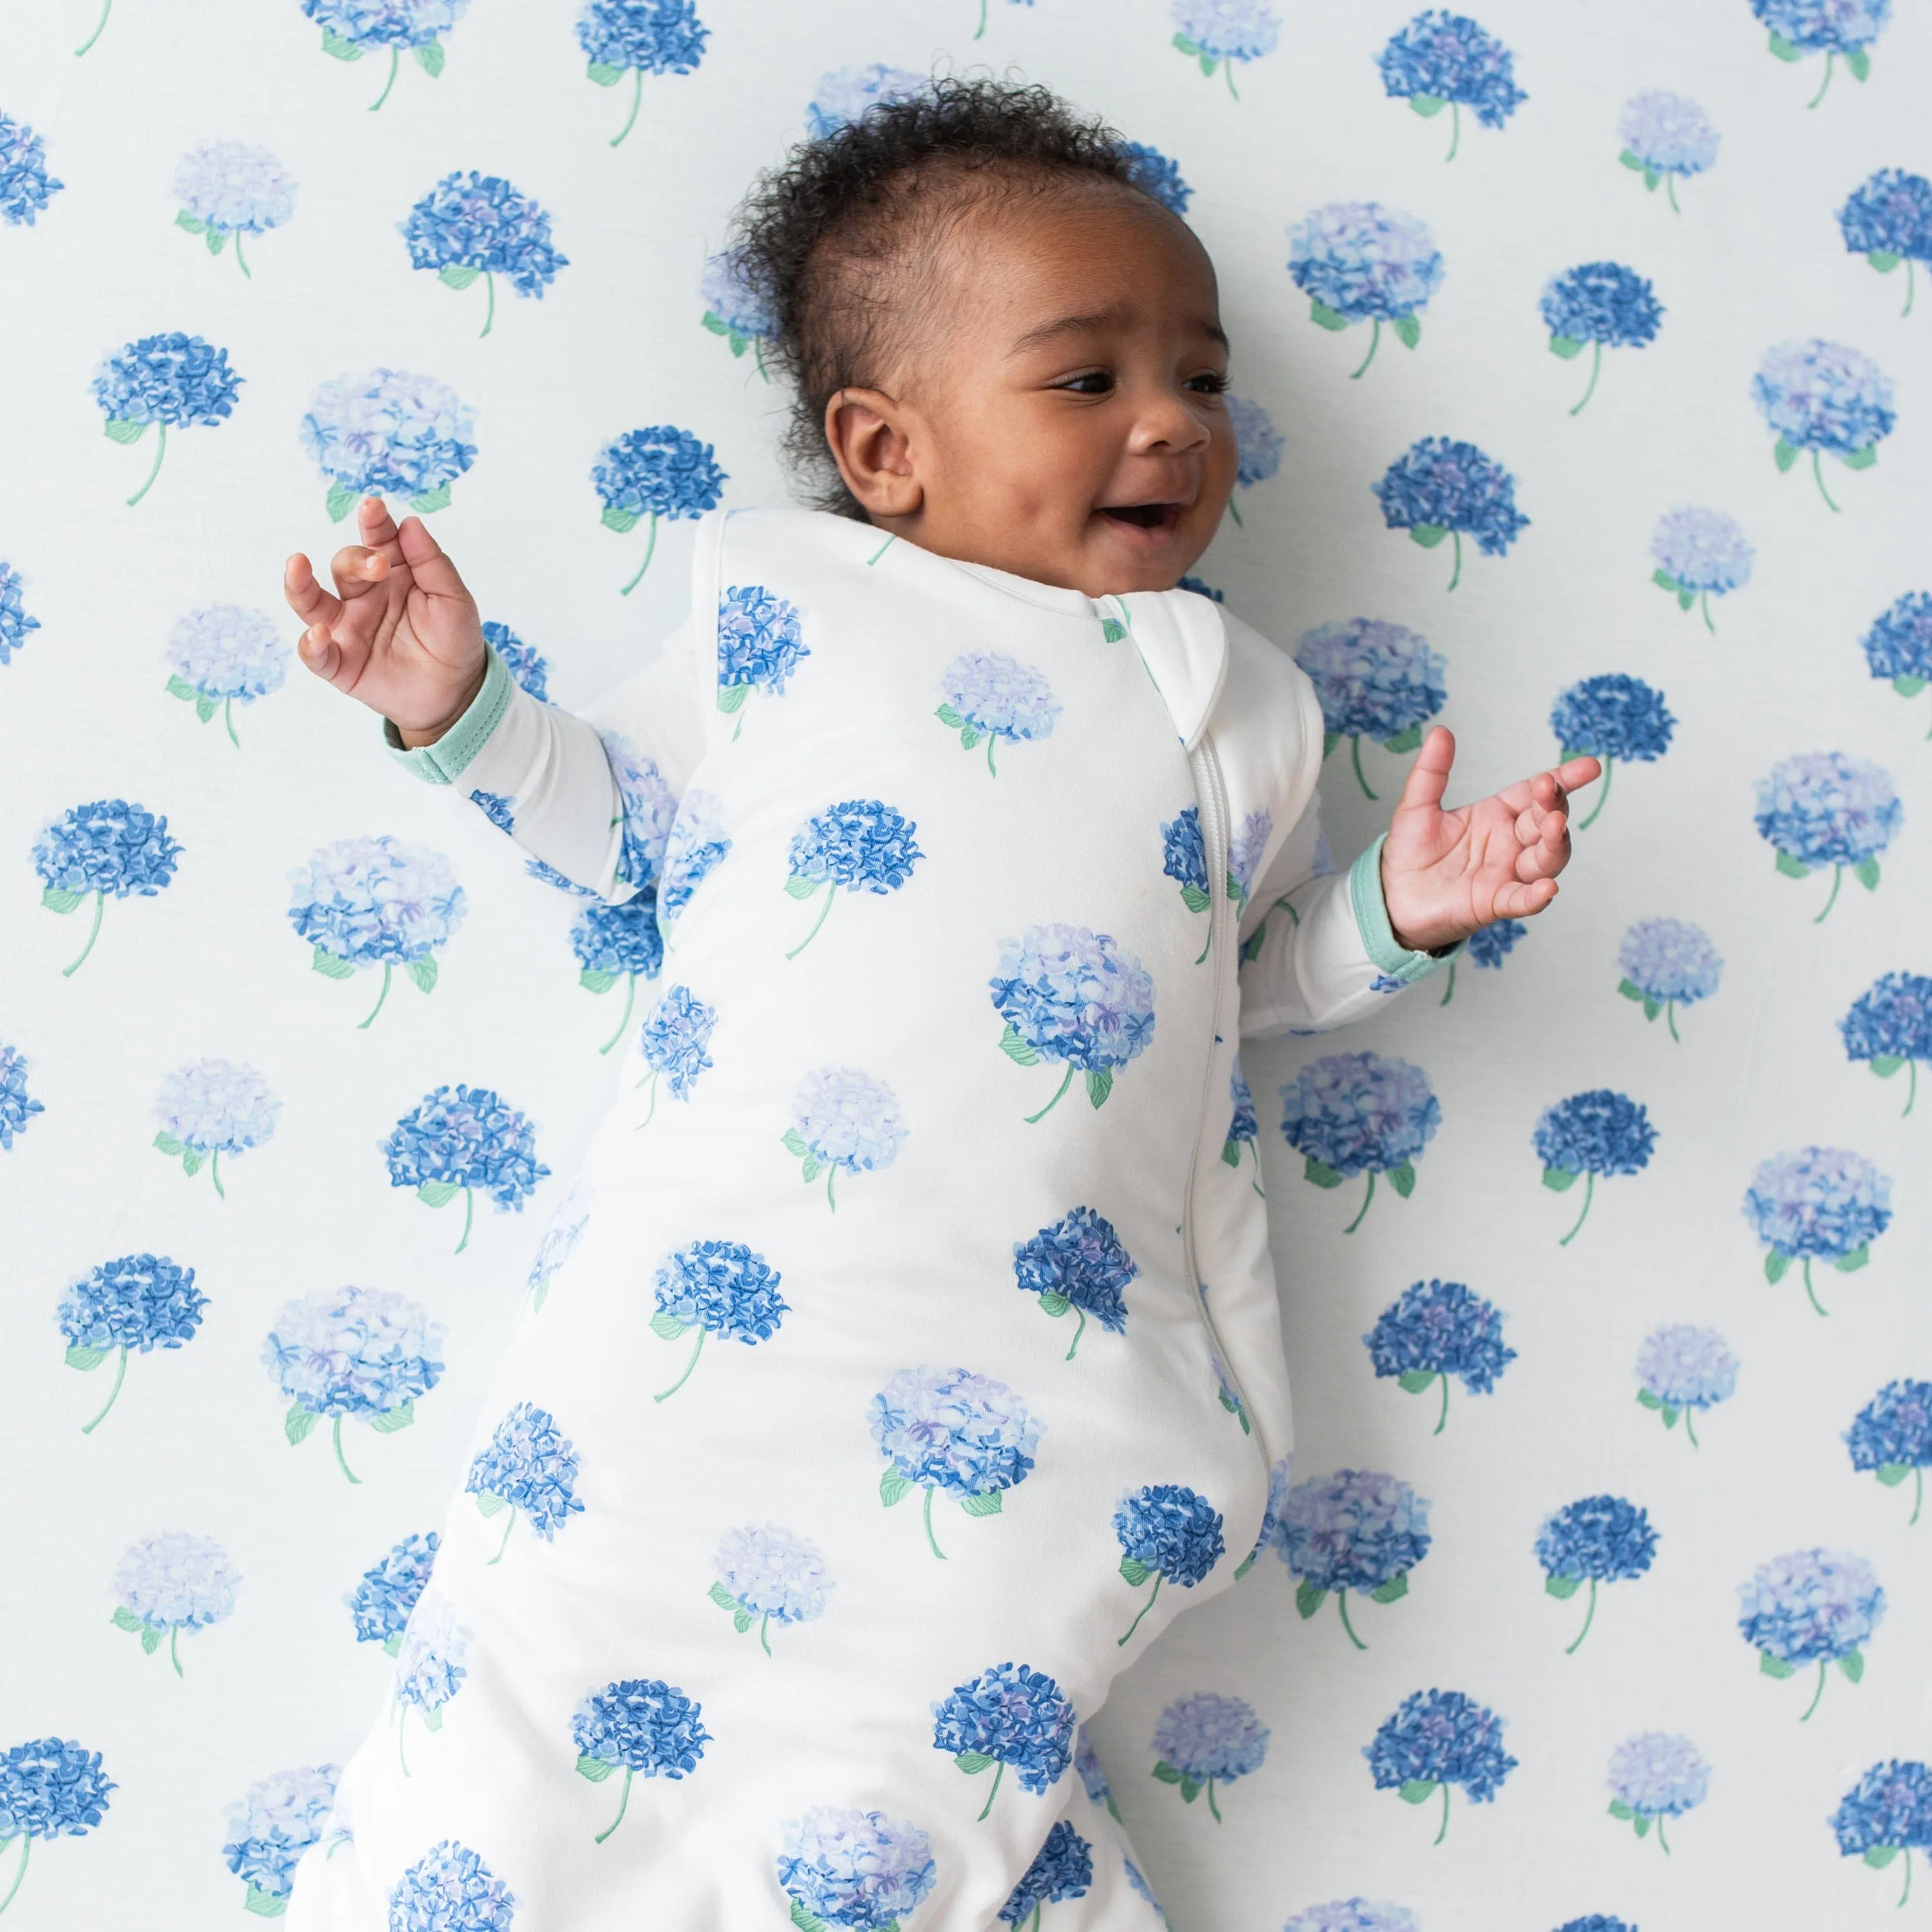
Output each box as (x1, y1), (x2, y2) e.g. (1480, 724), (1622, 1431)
(1, 1), (1927, 1927)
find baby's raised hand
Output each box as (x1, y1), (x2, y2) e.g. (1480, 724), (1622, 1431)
(1378, 726), (1601, 954)
(283, 495), (486, 744)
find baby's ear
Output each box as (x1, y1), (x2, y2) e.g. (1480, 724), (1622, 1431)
(824, 389), (922, 520)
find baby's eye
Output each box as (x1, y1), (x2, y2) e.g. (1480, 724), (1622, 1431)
(1055, 372), (1114, 395)
(1186, 371), (1229, 395)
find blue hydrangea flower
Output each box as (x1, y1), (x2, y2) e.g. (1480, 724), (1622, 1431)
(1554, 1920), (1634, 1932)
(91, 332), (240, 506)
(1861, 592), (1932, 732)
(1223, 1061), (1260, 1184)
(1170, 0), (1282, 97)
(1636, 1325), (1738, 1446)
(711, 1524), (831, 1654)
(1378, 10), (1525, 156)
(1548, 675), (1673, 826)
(1752, 338), (1897, 509)
(1296, 618), (1446, 799)
(1738, 1547), (1885, 1719)
(1114, 1484), (1225, 1644)
(1013, 1207), (1137, 1358)
(1839, 169), (1932, 317)
(221, 1765), (336, 1912)
(393, 1589), (468, 1766)
(1226, 395), (1282, 509)
(1373, 436), (1528, 589)
(1151, 1692), (1267, 1821)
(525, 1177), (589, 1312)
(401, 171), (566, 339)
(346, 1531), (438, 1651)
(1465, 918), (1524, 971)
(1832, 1760), (1932, 1906)
(871, 1365), (1041, 1559)
(1365, 1277), (1514, 1433)
(717, 583), (807, 729)
(150, 1057), (278, 1197)
(1283, 1906), (1418, 1932)
(0, 112), (61, 225)
(466, 1401), (583, 1561)
(1841, 971), (1932, 1119)
(387, 1840), (514, 1932)
(383, 1084), (548, 1253)
(303, 0), (470, 111)
(301, 366), (476, 525)
(1607, 1732), (1709, 1850)
(164, 604), (288, 743)
(1118, 141), (1191, 214)
(1282, 1052), (1440, 1231)
(289, 834), (466, 1025)
(1123, 1857), (1166, 1919)
(1618, 91), (1718, 210)
(55, 1253), (205, 1434)
(637, 983), (715, 1122)
(661, 790), (730, 922)
(592, 424), (724, 592)
(0, 1043), (43, 1150)
(264, 1285), (444, 1482)
(1752, 0), (1891, 106)
(173, 141), (294, 279)
(1074, 1724), (1115, 1817)
(937, 652), (1059, 774)
(1288, 202), (1443, 377)
(699, 248), (774, 371)
(1745, 1144), (1891, 1314)
(1616, 917), (1721, 1040)
(650, 1239), (786, 1399)
(0, 557), (39, 667)
(1533, 1089), (1655, 1244)
(785, 1066), (906, 1209)
(805, 63), (927, 139)
(571, 1677), (708, 1841)
(776, 1806), (936, 1930)
(572, 896), (662, 1052)
(1535, 1496), (1657, 1651)
(478, 619), (547, 700)
(1650, 507), (1752, 630)
(33, 799), (182, 975)
(111, 1530), (238, 1675)
(1227, 809), (1272, 911)
(1179, 573), (1224, 601)
(0, 1738), (115, 1865)
(1160, 805), (1226, 958)
(1846, 1379), (1932, 1526)
(1756, 751), (1901, 922)
(999, 1819), (1093, 1924)
(578, 0), (707, 145)
(934, 1662), (1074, 1816)
(1365, 1688), (1514, 1841)
(991, 924), (1156, 1118)
(1277, 1470), (1431, 1649)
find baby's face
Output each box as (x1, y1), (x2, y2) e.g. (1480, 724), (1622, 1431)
(837, 186), (1239, 597)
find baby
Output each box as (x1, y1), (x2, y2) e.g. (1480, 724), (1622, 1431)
(281, 78), (1593, 1932)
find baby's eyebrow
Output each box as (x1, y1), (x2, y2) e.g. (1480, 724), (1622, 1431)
(1006, 307), (1229, 356)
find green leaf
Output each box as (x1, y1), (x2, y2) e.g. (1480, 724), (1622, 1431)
(243, 1881), (289, 1917)
(1309, 298), (1349, 332)
(1197, 55), (1215, 77)
(1370, 1571), (1410, 1605)
(383, 1632), (402, 1656)
(1085, 1068), (1113, 1109)
(1180, 1774), (1204, 1801)
(66, 1345), (108, 1370)
(954, 1751), (996, 1774)
(417, 1179), (460, 1208)
(960, 1490), (1003, 1517)
(195, 693), (216, 722)
(370, 1399), (415, 1434)
(1652, 570), (1681, 595)
(1387, 1160), (1416, 1199)
(181, 1151), (205, 1177)
(1399, 1778), (1438, 1804)
(439, 263), (480, 290)
(1765, 1248), (1791, 1283)
(1676, 588), (1695, 612)
(784, 874), (822, 899)
(1608, 1799), (1634, 1819)
(1662, 1406), (1680, 1428)
(1891, 676), (1926, 697)
(1844, 444), (1878, 471)
(1869, 249), (1902, 272)
(732, 1607), (753, 1633)
(579, 969), (618, 994)
(475, 1490), (508, 1517)
(1618, 149), (1644, 171)
(935, 703), (965, 728)
(791, 1905), (829, 1932)
(1220, 1141), (1241, 1168)
(716, 682), (748, 713)
(1542, 1166), (1578, 1192)
(1549, 334), (1586, 359)
(1037, 1290), (1070, 1316)
(205, 227), (227, 256)
(141, 1625), (162, 1654)
(1834, 1244), (1870, 1273)
(1101, 619), (1127, 643)
(1847, 46), (1870, 80)
(1180, 884), (1211, 914)
(959, 726), (981, 750)
(1408, 524), (1447, 549)
(285, 1403), (318, 1445)
(1759, 1650), (1796, 1678)
(1774, 849), (1810, 879)
(1643, 995), (1662, 1021)
(422, 1706), (443, 1732)
(175, 211), (207, 234)
(1151, 1760), (1183, 1785)
(1633, 1814), (1652, 1839)
(321, 26), (363, 57)
(1767, 28), (1801, 58)
(409, 484), (451, 515)
(1304, 1156), (1343, 1189)
(1295, 1578), (1326, 1619)
(708, 1581), (741, 1611)
(587, 59), (625, 84)
(1381, 725), (1423, 755)
(1119, 1556), (1151, 1586)
(1545, 1572), (1582, 1600)
(1774, 435), (1799, 473)
(1397, 1369), (1435, 1394)
(413, 37), (445, 75)
(781, 1128), (810, 1157)
(879, 1470), (911, 1507)
(1840, 1649), (1865, 1683)
(1392, 312), (1421, 350)
(41, 887), (84, 913)
(601, 505), (641, 535)
(165, 674), (198, 703)
(1876, 1463), (1912, 1486)
(1636, 1388), (1663, 1410)
(311, 945), (355, 980)
(1408, 93), (1445, 117)
(1644, 167), (1661, 191)
(103, 417), (147, 444)
(799, 1154), (819, 1183)
(1171, 33), (1200, 55)
(325, 482), (357, 522)
(1618, 978), (1648, 1003)
(649, 1311), (687, 1340)
(111, 1605), (142, 1631)
(1853, 858), (1881, 890)
(1323, 730), (1341, 758)
(576, 1754), (615, 1782)
(1867, 1845), (1902, 1870)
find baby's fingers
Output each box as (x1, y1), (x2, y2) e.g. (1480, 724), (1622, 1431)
(328, 542), (392, 598)
(1491, 875), (1560, 920)
(282, 552), (344, 630)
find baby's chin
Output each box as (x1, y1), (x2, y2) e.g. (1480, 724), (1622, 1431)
(1077, 501), (1214, 594)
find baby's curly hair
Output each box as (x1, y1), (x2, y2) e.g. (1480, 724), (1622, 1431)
(728, 75), (1161, 518)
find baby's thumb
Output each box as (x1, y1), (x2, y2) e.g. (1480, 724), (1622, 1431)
(395, 514), (470, 601)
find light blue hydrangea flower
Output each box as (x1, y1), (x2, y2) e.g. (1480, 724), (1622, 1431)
(393, 1589), (468, 1770)
(173, 142), (294, 277)
(1754, 0), (1891, 106)
(1013, 1207), (1137, 1358)
(636, 983), (715, 1123)
(1534, 1089), (1655, 1244)
(1535, 1496), (1657, 1653)
(479, 619), (547, 699)
(383, 1084), (549, 1253)
(1118, 141), (1191, 214)
(387, 1840), (514, 1931)
(710, 1524), (832, 1655)
(937, 653), (1059, 774)
(0, 558), (39, 667)
(1636, 1325), (1738, 1445)
(650, 1240), (788, 1399)
(805, 63), (928, 139)
(163, 604), (287, 744)
(1738, 1547), (1885, 1719)
(1618, 91), (1718, 210)
(525, 1176), (589, 1312)
(998, 1819), (1092, 1925)
(289, 834), (466, 1025)
(1548, 674), (1674, 830)
(992, 924), (1156, 1119)
(1115, 1485), (1224, 1645)
(1378, 10), (1525, 158)
(1289, 203), (1443, 376)
(1365, 1688), (1514, 1842)
(1616, 918), (1721, 1039)
(717, 582), (806, 732)
(0, 1043), (44, 1150)
(1841, 970), (1932, 1117)
(571, 895), (661, 1053)
(302, 367), (476, 521)
(151, 1057), (278, 1195)
(593, 424), (724, 592)
(600, 734), (676, 897)
(1296, 618), (1446, 799)
(1607, 1732), (1709, 1851)
(572, 1678), (709, 1841)
(1373, 436), (1528, 590)
(579, 0), (707, 144)
(1846, 1379), (1932, 1527)
(1151, 1692), (1267, 1821)
(1170, 0), (1280, 96)
(110, 1530), (238, 1675)
(1832, 1761), (1932, 1907)
(1277, 1470), (1430, 1650)
(0, 112), (62, 225)
(1650, 507), (1752, 630)
(777, 1806), (936, 1929)
(221, 1764), (336, 1914)
(264, 1285), (444, 1483)
(1282, 1052), (1440, 1231)
(1541, 263), (1663, 413)
(1226, 395), (1282, 516)
(1756, 751), (1900, 921)
(1365, 1277), (1514, 1434)
(661, 790), (731, 923)
(1222, 1060), (1262, 1189)
(1752, 338), (1896, 509)
(466, 1401), (583, 1562)
(934, 1662), (1074, 1817)
(345, 1531), (438, 1652)
(1745, 1144), (1891, 1314)
(1439, 915), (1526, 1005)
(401, 171), (567, 336)
(55, 1253), (204, 1434)
(90, 334), (240, 507)
(1861, 591), (1932, 731)
(784, 1066), (906, 1209)
(1283, 1905), (1418, 1932)
(303, 0), (470, 111)
(34, 799), (182, 976)
(871, 1365), (1041, 1559)
(699, 248), (773, 373)
(1227, 809), (1272, 913)
(1839, 168), (1932, 317)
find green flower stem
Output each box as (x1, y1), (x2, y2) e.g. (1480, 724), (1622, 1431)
(1803, 1257), (1830, 1316)
(1904, 1060), (1917, 1117)
(620, 511), (659, 594)
(1064, 1307), (1086, 1361)
(923, 1486), (947, 1560)
(223, 695), (240, 746)
(599, 973), (637, 1055)
(1900, 1846), (1914, 1907)
(80, 1345), (128, 1434)
(453, 1186), (474, 1255)
(1208, 1776), (1224, 1822)
(1446, 530), (1463, 592)
(1814, 864), (1843, 923)
(478, 270), (496, 339)
(826, 1164), (838, 1212)
(1576, 757), (1611, 830)
(61, 891), (105, 976)
(1350, 317), (1382, 379)
(1434, 1373), (1450, 1435)
(1800, 1658), (1828, 1721)
(635, 1072), (659, 1128)
(1666, 175), (1681, 214)
(1911, 1465), (1924, 1527)
(234, 232), (251, 281)
(1224, 59), (1240, 102)
(488, 1506), (516, 1564)
(753, 337), (769, 381)
(1118, 1573), (1162, 1647)
(1812, 448), (1841, 513)
(1024, 1063), (1075, 1124)
(786, 884), (837, 960)
(977, 1759), (1004, 1822)
(1684, 1408), (1700, 1449)
(866, 533), (896, 566)
(1343, 1171), (1376, 1235)
(1336, 1590), (1367, 1651)
(1445, 102), (1461, 161)
(1194, 918), (1212, 965)
(358, 962), (393, 1029)
(207, 1149), (225, 1197)
(1569, 339), (1604, 417)
(1350, 736), (1378, 799)
(169, 1623), (182, 1678)
(1438, 961), (1455, 1007)
(1806, 50), (1834, 109)
(1700, 588), (1714, 634)
(759, 1612), (771, 1657)
(399, 1706), (411, 1777)
(125, 421), (167, 507)
(975, 0), (989, 34)
(1434, 1781), (1451, 1845)
(1558, 1170), (1595, 1246)
(1657, 1815), (1671, 1856)
(0, 1835), (30, 1916)
(370, 46), (401, 111)
(1903, 258), (1917, 319)
(654, 1327), (706, 1401)
(610, 65), (643, 147)
(986, 736), (999, 777)
(333, 1414), (361, 1484)
(594, 1765), (633, 1844)
(1666, 999), (1680, 1043)
(1226, 495), (1244, 527)
(74, 0), (112, 55)
(1564, 1576), (1598, 1654)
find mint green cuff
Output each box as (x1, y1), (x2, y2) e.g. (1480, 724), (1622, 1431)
(1349, 833), (1463, 983)
(382, 646), (515, 786)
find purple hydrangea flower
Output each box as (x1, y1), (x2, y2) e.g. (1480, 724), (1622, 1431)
(1282, 1052), (1439, 1231)
(871, 1365), (1041, 1559)
(301, 367), (475, 520)
(717, 583), (807, 732)
(1276, 1470), (1430, 1649)
(1377, 10), (1524, 156)
(1756, 752), (1900, 922)
(1533, 1089), (1655, 1244)
(786, 1066), (906, 1210)
(1289, 202), (1443, 377)
(174, 141), (294, 278)
(938, 652), (1059, 775)
(1607, 1732), (1709, 1850)
(1752, 0), (1891, 108)
(776, 1807), (935, 1929)
(111, 1530), (240, 1675)
(1650, 506), (1752, 632)
(1373, 436), (1528, 589)
(1364, 1688), (1515, 1841)
(1738, 1546), (1885, 1719)
(1752, 339), (1896, 508)
(699, 247), (773, 369)
(592, 424), (725, 592)
(1296, 618), (1446, 799)
(1617, 917), (1721, 1038)
(1227, 394), (1283, 504)
(289, 834), (466, 1025)
(1618, 91), (1719, 211)
(1535, 1495), (1657, 1651)
(1745, 1144), (1891, 1314)
(991, 924), (1156, 1118)
(386, 1840), (514, 1931)
(1365, 1277), (1515, 1433)
(1170, 0), (1282, 99)
(1151, 1692), (1267, 1819)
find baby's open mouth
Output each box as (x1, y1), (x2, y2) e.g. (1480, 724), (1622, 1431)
(1099, 501), (1184, 533)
